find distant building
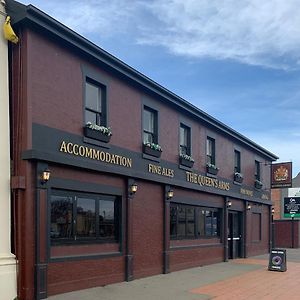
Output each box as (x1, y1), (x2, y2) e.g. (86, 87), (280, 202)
(6, 0), (278, 299)
(272, 172), (300, 220)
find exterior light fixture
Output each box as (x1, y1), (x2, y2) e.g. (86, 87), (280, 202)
(129, 182), (138, 194)
(227, 200), (232, 208)
(41, 168), (51, 184)
(247, 203), (252, 210)
(271, 207), (275, 215)
(167, 189), (174, 199)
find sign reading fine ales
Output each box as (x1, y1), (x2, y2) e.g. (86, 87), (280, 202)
(271, 162), (292, 189)
(268, 249), (287, 272)
(284, 197), (300, 218)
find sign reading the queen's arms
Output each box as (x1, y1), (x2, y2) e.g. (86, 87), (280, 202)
(271, 162), (292, 188)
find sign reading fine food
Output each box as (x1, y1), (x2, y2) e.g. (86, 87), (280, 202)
(268, 249), (287, 272)
(284, 197), (300, 218)
(271, 162), (292, 188)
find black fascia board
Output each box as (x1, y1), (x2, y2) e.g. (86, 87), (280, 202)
(6, 0), (278, 161)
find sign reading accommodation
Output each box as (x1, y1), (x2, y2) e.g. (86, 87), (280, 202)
(284, 197), (300, 218)
(271, 162), (292, 188)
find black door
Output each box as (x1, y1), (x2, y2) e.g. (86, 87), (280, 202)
(228, 212), (242, 259)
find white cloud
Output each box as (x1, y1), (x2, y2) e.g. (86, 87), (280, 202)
(248, 132), (300, 177)
(137, 0), (300, 70)
(26, 0), (300, 70)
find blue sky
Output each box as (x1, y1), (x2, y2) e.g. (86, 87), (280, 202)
(20, 0), (300, 176)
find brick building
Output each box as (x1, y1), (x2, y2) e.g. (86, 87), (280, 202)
(6, 0), (278, 299)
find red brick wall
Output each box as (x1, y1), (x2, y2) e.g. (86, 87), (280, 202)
(132, 181), (163, 278)
(247, 205), (270, 256)
(25, 29), (272, 182)
(48, 257), (125, 295)
(271, 189), (282, 220)
(170, 246), (223, 272)
(274, 220), (300, 248)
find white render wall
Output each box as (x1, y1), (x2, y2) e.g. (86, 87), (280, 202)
(0, 1), (17, 299)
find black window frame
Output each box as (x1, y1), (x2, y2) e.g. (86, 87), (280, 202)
(143, 105), (158, 144)
(50, 189), (121, 246)
(206, 136), (216, 165)
(255, 160), (261, 181)
(170, 203), (221, 240)
(234, 150), (241, 173)
(179, 123), (191, 156)
(84, 77), (107, 127)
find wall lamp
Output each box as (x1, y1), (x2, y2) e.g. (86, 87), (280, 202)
(129, 182), (138, 194)
(41, 168), (51, 184)
(167, 189), (174, 199)
(227, 200), (232, 208)
(271, 207), (275, 215)
(247, 203), (252, 210)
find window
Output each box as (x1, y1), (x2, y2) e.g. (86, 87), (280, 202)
(170, 203), (220, 240)
(85, 79), (106, 126)
(234, 150), (241, 173)
(255, 160), (260, 181)
(179, 124), (191, 156)
(206, 137), (216, 165)
(50, 190), (120, 245)
(143, 106), (158, 144)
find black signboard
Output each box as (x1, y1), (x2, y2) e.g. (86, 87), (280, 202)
(284, 197), (300, 218)
(268, 249), (287, 272)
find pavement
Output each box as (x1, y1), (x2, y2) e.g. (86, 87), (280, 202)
(48, 248), (300, 300)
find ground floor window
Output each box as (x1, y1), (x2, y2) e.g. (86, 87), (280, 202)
(50, 189), (120, 245)
(170, 203), (220, 239)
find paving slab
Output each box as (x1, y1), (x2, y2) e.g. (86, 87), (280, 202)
(47, 248), (300, 300)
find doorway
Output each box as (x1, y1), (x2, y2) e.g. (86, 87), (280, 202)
(228, 211), (243, 259)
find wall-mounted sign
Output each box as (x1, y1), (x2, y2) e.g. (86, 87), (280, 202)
(271, 162), (292, 188)
(284, 197), (300, 218)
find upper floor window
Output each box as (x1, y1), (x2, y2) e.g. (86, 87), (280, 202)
(85, 79), (107, 126)
(234, 150), (241, 173)
(206, 137), (216, 165)
(255, 160), (260, 181)
(179, 124), (191, 156)
(143, 106), (158, 144)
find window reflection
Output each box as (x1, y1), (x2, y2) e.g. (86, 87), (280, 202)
(77, 197), (96, 238)
(51, 195), (73, 240)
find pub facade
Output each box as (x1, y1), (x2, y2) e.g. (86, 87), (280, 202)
(6, 1), (278, 299)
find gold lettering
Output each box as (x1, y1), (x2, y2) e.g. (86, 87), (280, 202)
(126, 158), (132, 168)
(59, 141), (67, 153)
(85, 147), (93, 159)
(110, 154), (116, 164)
(67, 142), (73, 154)
(92, 149), (100, 160)
(78, 146), (85, 156)
(240, 188), (253, 197)
(105, 152), (111, 163)
(73, 144), (79, 156)
(58, 140), (132, 168)
(186, 171), (231, 191)
(100, 151), (105, 161)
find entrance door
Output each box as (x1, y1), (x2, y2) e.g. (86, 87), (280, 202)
(228, 212), (242, 259)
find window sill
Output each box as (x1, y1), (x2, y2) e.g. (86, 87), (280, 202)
(206, 172), (217, 178)
(83, 136), (111, 149)
(233, 180), (242, 185)
(142, 153), (161, 162)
